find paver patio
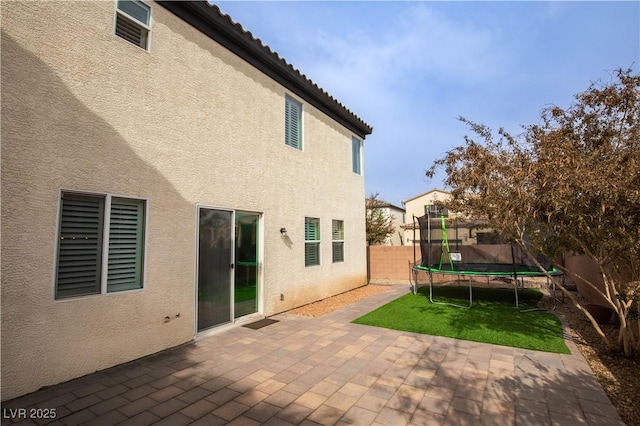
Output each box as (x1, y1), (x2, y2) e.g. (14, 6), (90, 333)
(1, 285), (624, 425)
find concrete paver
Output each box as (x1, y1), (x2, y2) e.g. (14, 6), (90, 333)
(1, 285), (624, 425)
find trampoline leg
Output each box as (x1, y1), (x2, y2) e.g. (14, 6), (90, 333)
(515, 280), (548, 313)
(428, 273), (472, 309)
(409, 262), (417, 295)
(547, 275), (563, 305)
(428, 274), (436, 304)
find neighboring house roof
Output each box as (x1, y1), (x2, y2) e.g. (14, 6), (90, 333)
(378, 201), (405, 212)
(158, 1), (373, 138)
(401, 188), (450, 205)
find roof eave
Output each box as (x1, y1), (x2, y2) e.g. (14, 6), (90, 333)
(157, 1), (373, 138)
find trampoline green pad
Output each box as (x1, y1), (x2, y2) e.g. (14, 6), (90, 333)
(414, 263), (560, 277)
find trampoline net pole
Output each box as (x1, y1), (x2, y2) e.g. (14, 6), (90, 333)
(412, 215), (417, 267)
(510, 243), (520, 310)
(412, 215), (417, 295)
(427, 209), (431, 269)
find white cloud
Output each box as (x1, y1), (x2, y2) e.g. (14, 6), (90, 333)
(216, 1), (639, 205)
(290, 4), (511, 107)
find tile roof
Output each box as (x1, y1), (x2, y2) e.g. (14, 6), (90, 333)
(158, 1), (373, 138)
(402, 189), (450, 204)
(378, 201), (405, 211)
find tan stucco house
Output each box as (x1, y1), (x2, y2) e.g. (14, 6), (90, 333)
(401, 189), (495, 246)
(1, 0), (372, 400)
(402, 189), (455, 245)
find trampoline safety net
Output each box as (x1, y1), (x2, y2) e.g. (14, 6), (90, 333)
(414, 214), (555, 276)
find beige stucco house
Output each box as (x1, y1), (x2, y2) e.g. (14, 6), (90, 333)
(401, 189), (496, 246)
(1, 0), (372, 400)
(402, 189), (456, 245)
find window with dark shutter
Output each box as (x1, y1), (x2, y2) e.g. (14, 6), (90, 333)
(285, 96), (302, 149)
(56, 194), (105, 299)
(304, 217), (320, 266)
(332, 220), (344, 263)
(352, 137), (361, 174)
(115, 0), (151, 50)
(107, 198), (145, 292)
(55, 191), (146, 299)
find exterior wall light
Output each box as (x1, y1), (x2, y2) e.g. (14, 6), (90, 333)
(280, 227), (287, 237)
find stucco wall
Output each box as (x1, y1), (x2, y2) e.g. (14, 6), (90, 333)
(403, 190), (452, 221)
(387, 207), (405, 246)
(375, 206), (405, 246)
(564, 254), (608, 306)
(402, 190), (451, 244)
(1, 1), (367, 400)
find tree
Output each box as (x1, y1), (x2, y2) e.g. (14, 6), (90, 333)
(427, 68), (640, 357)
(365, 193), (396, 246)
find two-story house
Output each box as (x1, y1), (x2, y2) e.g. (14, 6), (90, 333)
(402, 189), (454, 245)
(401, 189), (496, 247)
(1, 1), (372, 400)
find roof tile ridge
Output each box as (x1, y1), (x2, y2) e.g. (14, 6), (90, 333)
(207, 1), (371, 132)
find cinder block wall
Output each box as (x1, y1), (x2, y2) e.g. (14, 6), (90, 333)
(368, 247), (614, 307)
(564, 253), (609, 306)
(367, 246), (420, 284)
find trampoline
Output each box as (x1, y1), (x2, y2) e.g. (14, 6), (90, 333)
(410, 212), (562, 311)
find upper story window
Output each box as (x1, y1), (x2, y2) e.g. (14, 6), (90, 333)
(352, 137), (361, 174)
(115, 0), (151, 50)
(55, 191), (146, 299)
(425, 204), (448, 218)
(285, 95), (302, 150)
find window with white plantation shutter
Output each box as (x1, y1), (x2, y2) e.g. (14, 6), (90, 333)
(107, 198), (145, 292)
(304, 217), (320, 266)
(56, 194), (105, 299)
(285, 96), (302, 149)
(115, 0), (151, 50)
(55, 192), (146, 299)
(352, 137), (361, 174)
(332, 220), (344, 263)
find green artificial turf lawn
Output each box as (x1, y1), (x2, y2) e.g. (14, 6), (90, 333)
(353, 286), (570, 354)
(235, 285), (257, 303)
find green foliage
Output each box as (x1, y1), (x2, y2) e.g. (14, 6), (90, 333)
(353, 286), (569, 354)
(426, 68), (640, 356)
(365, 193), (396, 245)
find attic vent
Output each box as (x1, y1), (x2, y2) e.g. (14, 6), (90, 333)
(115, 0), (151, 50)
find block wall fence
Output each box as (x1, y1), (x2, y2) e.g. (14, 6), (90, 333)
(367, 246), (417, 284)
(366, 245), (450, 284)
(367, 246), (611, 307)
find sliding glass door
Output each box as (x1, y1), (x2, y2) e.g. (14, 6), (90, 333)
(197, 208), (233, 331)
(234, 212), (259, 318)
(197, 208), (259, 332)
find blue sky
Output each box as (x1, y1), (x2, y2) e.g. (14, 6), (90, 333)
(215, 1), (639, 207)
